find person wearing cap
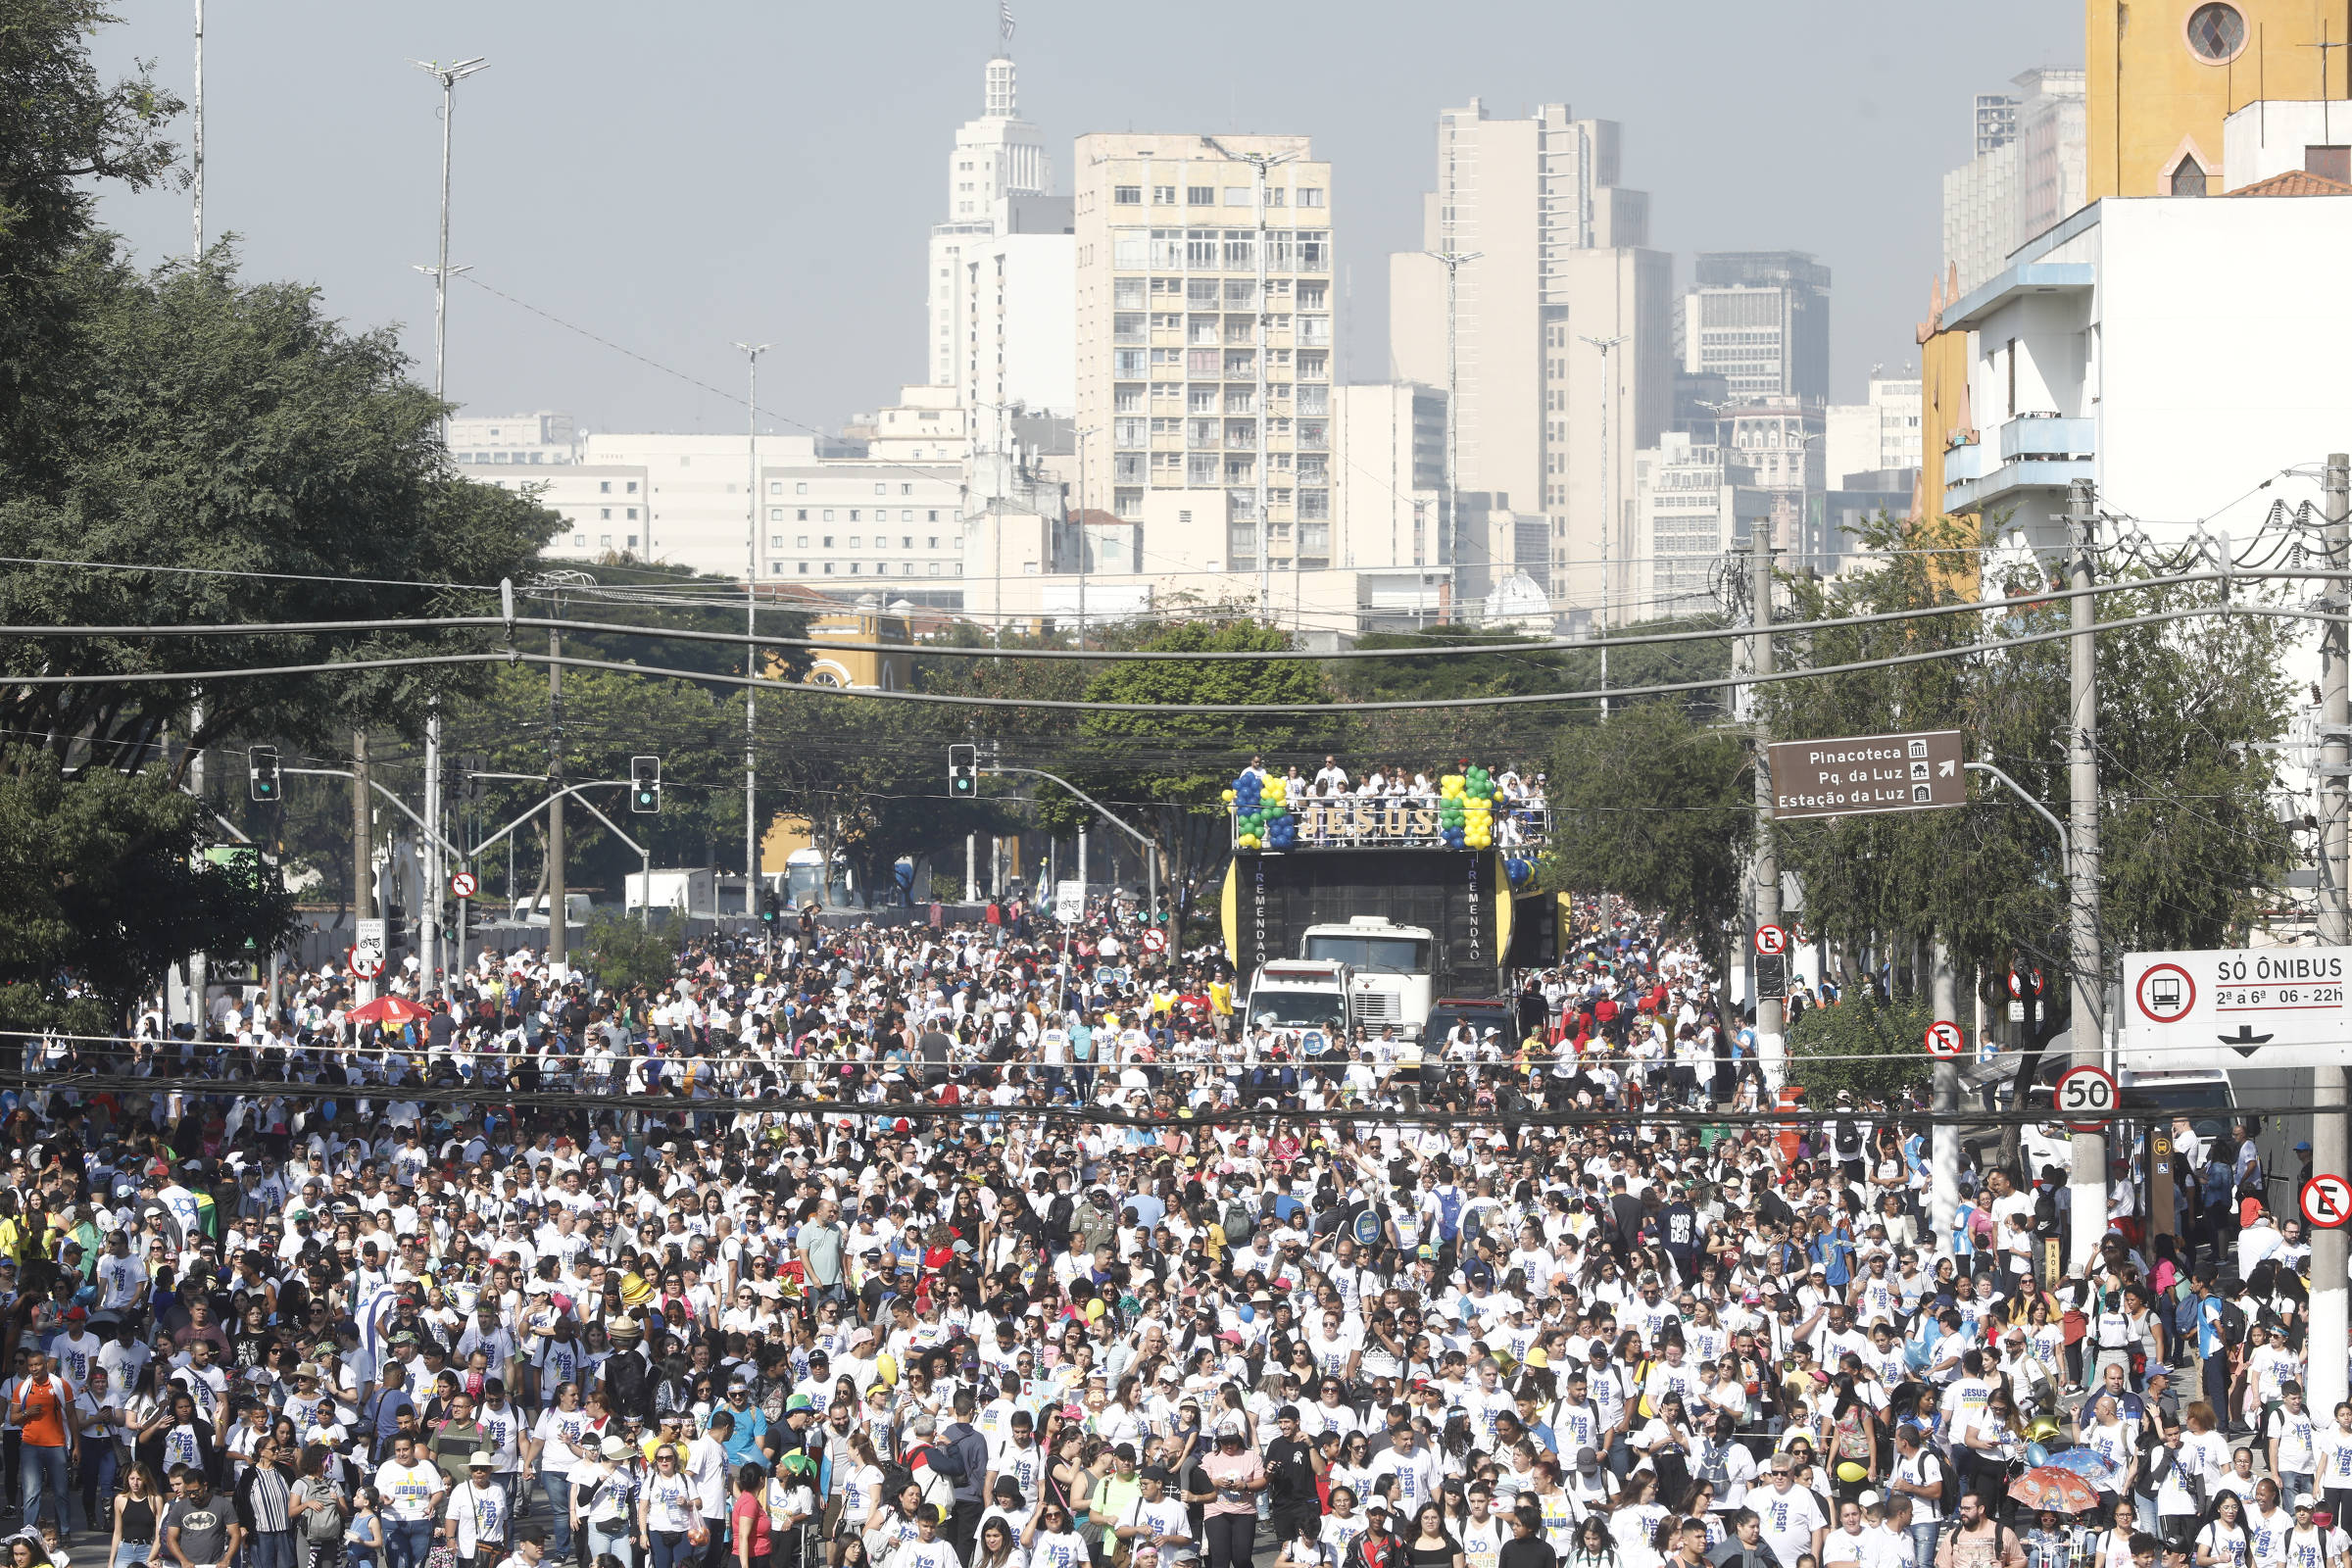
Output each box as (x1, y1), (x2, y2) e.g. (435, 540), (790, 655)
(1199, 1423), (1265, 1568)
(442, 1452), (512, 1568)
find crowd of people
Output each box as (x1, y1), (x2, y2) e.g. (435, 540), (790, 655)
(0, 899), (2318, 1568)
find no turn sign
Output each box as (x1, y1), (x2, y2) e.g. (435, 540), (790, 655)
(347, 945), (384, 980)
(1925, 1020), (1966, 1058)
(1139, 929), (1166, 954)
(1754, 924), (1788, 956)
(2055, 1064), (2119, 1132)
(2303, 1174), (2352, 1230)
(449, 870), (479, 899)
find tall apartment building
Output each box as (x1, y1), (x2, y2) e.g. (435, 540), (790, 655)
(1331, 382), (1446, 570)
(1387, 99), (1671, 617)
(1941, 69), (2087, 295)
(1681, 252), (1832, 405)
(927, 55), (1055, 392)
(1072, 132), (1335, 573)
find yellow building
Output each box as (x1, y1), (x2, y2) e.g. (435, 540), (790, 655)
(758, 606), (914, 873)
(1920, 0), (2338, 522)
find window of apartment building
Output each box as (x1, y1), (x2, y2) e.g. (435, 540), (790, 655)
(599, 508), (612, 520)
(1114, 185), (1142, 204)
(798, 563), (809, 574)
(599, 535), (612, 549)
(571, 534), (586, 548)
(795, 482), (808, 494)
(849, 536), (861, 549)
(1152, 185), (1177, 205)
(768, 508), (783, 521)
(927, 510), (940, 521)
(822, 535), (834, 547)
(1113, 276), (1147, 309)
(1297, 281), (1327, 309)
(598, 481), (612, 494)
(1187, 185), (1215, 205)
(927, 536), (940, 550)
(929, 563), (943, 576)
(901, 536), (912, 549)
(1113, 386), (1145, 413)
(1220, 186), (1249, 207)
(823, 564), (834, 574)
(1114, 229), (1149, 268)
(1189, 387), (1217, 415)
(900, 484), (912, 496)
(1298, 187), (1326, 208)
(796, 535), (808, 548)
(1188, 316), (1219, 345)
(767, 481), (781, 495)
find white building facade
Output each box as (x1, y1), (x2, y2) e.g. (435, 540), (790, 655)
(1942, 69), (2088, 298)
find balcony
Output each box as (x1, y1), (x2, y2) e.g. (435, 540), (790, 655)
(1998, 415), (2094, 463)
(1944, 416), (2094, 514)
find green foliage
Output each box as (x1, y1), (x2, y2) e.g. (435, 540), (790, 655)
(1768, 511), (2293, 992)
(577, 910), (678, 995)
(0, 745), (293, 1025)
(1785, 989), (1936, 1102)
(0, 250), (563, 771)
(1543, 700), (1751, 971)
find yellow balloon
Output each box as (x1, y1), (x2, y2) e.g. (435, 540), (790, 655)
(1222, 790), (1236, 803)
(1086, 1299), (1105, 1321)
(1837, 1461), (1867, 1484)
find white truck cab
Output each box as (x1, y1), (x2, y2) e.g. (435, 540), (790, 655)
(1298, 914), (1438, 1038)
(1244, 958), (1354, 1037)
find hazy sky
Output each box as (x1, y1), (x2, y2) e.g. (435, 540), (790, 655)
(91, 1), (2080, 439)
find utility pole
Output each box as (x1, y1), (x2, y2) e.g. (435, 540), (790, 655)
(423, 702), (441, 995)
(352, 729), (373, 932)
(191, 0), (203, 258)
(1749, 524), (1784, 1086)
(1426, 250), (1482, 602)
(1074, 424), (1096, 650)
(1931, 935), (1961, 1240)
(547, 606), (566, 966)
(411, 58), (488, 443)
(2315, 451), (2351, 1410)
(2066, 477), (2106, 1272)
(1582, 333), (1627, 712)
(1201, 137), (1298, 625)
(735, 342), (768, 916)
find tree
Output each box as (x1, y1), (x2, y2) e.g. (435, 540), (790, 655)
(0, 746), (293, 1031)
(1766, 512), (2294, 1013)
(1542, 700), (1752, 976)
(1066, 622), (1344, 927)
(0, 250), (562, 775)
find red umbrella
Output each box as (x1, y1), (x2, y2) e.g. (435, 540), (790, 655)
(346, 995), (431, 1025)
(2008, 1467), (2102, 1515)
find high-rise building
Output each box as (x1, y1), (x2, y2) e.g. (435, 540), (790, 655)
(1681, 252), (1832, 405)
(927, 54), (1054, 392)
(1387, 99), (1670, 616)
(1071, 132), (1335, 574)
(1942, 69), (2086, 296)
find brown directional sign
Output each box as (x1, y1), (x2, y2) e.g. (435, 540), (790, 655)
(1768, 729), (1968, 821)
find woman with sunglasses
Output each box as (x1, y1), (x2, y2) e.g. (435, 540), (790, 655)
(637, 1444), (698, 1568)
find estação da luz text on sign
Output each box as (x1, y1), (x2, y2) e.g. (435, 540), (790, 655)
(1767, 729), (1967, 821)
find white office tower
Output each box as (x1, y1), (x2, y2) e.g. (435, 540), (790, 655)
(927, 53), (1073, 424)
(1389, 99), (1671, 617)
(1942, 69), (2087, 297)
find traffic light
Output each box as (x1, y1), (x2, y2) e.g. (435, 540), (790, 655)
(949, 744), (977, 799)
(248, 745), (280, 803)
(462, 755), (485, 802)
(630, 755), (662, 814)
(760, 890), (779, 924)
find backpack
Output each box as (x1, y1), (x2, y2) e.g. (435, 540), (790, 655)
(1435, 1189), (1464, 1244)
(2215, 1296), (2249, 1348)
(1222, 1199), (1256, 1247)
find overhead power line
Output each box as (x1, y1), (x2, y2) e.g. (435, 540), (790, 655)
(0, 600), (2329, 715)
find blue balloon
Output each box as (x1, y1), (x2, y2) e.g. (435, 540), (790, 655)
(1238, 1302), (1254, 1323)
(2026, 1443), (2051, 1466)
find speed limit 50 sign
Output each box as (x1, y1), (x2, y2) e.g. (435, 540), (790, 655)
(2054, 1064), (2118, 1132)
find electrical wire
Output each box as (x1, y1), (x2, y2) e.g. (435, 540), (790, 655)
(0, 600), (2338, 715)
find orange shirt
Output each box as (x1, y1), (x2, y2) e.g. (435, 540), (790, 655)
(14, 1374), (69, 1447)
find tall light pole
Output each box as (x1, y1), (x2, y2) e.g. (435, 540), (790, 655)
(411, 57), (488, 439)
(1425, 251), (1481, 612)
(1073, 424), (1100, 650)
(1203, 137), (1298, 625)
(191, 0), (204, 257)
(1581, 333), (1625, 711)
(735, 342), (768, 916)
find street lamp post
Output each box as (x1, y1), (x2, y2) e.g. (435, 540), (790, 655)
(1581, 333), (1626, 712)
(1426, 251), (1482, 606)
(734, 341), (769, 917)
(410, 57), (489, 442)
